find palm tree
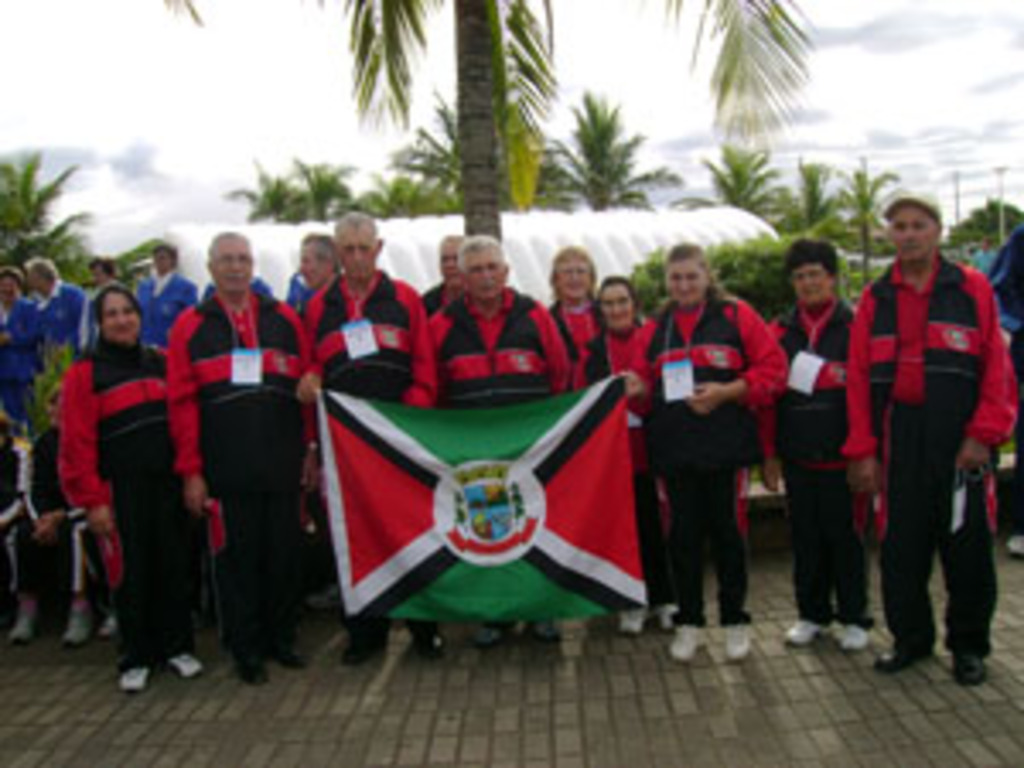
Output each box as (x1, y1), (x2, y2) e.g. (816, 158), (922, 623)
(695, 144), (782, 218)
(391, 98), (463, 205)
(774, 160), (841, 235)
(0, 153), (90, 267)
(226, 163), (304, 223)
(166, 1), (810, 237)
(553, 93), (681, 211)
(838, 165), (900, 280)
(291, 160), (357, 221)
(357, 174), (459, 219)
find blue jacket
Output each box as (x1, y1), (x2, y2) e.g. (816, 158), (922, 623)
(286, 273), (316, 314)
(138, 272), (199, 348)
(991, 225), (1024, 335)
(0, 299), (40, 382)
(201, 276), (275, 303)
(36, 282), (87, 354)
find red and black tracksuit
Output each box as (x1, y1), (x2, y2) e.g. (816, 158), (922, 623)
(584, 325), (674, 609)
(552, 300), (602, 390)
(636, 299), (787, 627)
(768, 301), (870, 629)
(304, 272), (437, 653)
(168, 293), (309, 667)
(844, 257), (1016, 658)
(431, 289), (570, 407)
(60, 340), (194, 671)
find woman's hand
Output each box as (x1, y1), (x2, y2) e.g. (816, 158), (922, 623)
(847, 457), (881, 495)
(183, 474), (209, 518)
(687, 380), (746, 415)
(86, 505), (115, 537)
(297, 373), (323, 405)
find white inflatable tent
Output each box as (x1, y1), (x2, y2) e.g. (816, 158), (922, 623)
(166, 207), (775, 303)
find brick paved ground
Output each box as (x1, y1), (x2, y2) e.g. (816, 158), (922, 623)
(3, 543), (1024, 768)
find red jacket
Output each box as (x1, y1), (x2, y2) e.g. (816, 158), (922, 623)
(304, 271), (435, 407)
(843, 257), (1016, 460)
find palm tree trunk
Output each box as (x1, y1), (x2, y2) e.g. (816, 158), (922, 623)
(455, 0), (502, 238)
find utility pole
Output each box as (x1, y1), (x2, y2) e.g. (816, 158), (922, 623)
(995, 166), (1008, 244)
(953, 170), (961, 226)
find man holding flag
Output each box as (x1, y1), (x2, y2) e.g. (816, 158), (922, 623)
(298, 212), (443, 664)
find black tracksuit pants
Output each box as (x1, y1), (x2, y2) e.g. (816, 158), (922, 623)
(665, 467), (750, 627)
(783, 462), (869, 628)
(111, 471), (194, 671)
(634, 471), (674, 607)
(7, 515), (99, 596)
(212, 491), (302, 664)
(881, 405), (997, 657)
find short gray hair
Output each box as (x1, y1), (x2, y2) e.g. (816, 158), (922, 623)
(301, 233), (337, 264)
(334, 212), (378, 240)
(24, 257), (58, 283)
(207, 231), (252, 262)
(458, 235), (505, 272)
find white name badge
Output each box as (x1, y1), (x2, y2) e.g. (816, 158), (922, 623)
(663, 359), (695, 402)
(343, 319), (379, 360)
(627, 411), (643, 429)
(231, 348), (263, 386)
(788, 351), (826, 395)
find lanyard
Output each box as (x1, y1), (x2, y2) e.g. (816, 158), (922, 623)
(661, 303), (705, 359)
(219, 296), (260, 349)
(797, 301), (836, 352)
(341, 272), (382, 320)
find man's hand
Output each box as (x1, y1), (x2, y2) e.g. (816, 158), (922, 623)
(32, 510), (66, 545)
(297, 373), (323, 405)
(955, 436), (990, 471)
(0, 332), (11, 347)
(847, 457), (881, 495)
(622, 371), (647, 401)
(183, 474), (209, 518)
(762, 457), (783, 493)
(86, 505), (115, 537)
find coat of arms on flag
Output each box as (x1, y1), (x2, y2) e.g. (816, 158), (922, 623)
(318, 378), (646, 621)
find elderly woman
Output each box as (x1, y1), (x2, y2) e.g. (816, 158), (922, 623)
(583, 276), (675, 634)
(60, 285), (201, 693)
(634, 244), (787, 663)
(550, 246), (602, 389)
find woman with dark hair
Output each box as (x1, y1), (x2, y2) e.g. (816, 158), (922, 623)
(763, 239), (872, 652)
(60, 284), (200, 693)
(583, 276), (675, 634)
(635, 244), (787, 663)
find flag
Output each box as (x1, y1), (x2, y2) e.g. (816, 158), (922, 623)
(318, 378), (645, 622)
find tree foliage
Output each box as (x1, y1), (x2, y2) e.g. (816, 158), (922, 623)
(948, 200), (1024, 248)
(685, 145), (782, 218)
(227, 160), (356, 223)
(0, 153), (90, 269)
(553, 92), (682, 211)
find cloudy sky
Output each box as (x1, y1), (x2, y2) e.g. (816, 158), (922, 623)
(2, 0), (1023, 253)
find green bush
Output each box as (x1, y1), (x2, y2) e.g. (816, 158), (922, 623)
(27, 344), (74, 436)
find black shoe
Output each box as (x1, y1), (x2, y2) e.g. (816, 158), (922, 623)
(342, 642), (385, 666)
(236, 658), (269, 685)
(873, 647), (932, 674)
(413, 633), (445, 660)
(953, 654), (987, 686)
(271, 647), (307, 669)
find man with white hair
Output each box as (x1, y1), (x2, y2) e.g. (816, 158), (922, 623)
(24, 257), (88, 353)
(429, 235), (570, 645)
(167, 232), (311, 685)
(299, 212), (442, 665)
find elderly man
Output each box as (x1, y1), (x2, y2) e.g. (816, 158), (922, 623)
(137, 243), (199, 349)
(421, 235), (465, 316)
(299, 212), (441, 665)
(286, 234), (338, 314)
(429, 235), (570, 646)
(24, 257), (88, 354)
(845, 195), (1016, 686)
(167, 232), (311, 685)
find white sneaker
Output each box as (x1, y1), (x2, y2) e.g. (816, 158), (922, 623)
(837, 624), (869, 652)
(97, 614), (118, 640)
(1008, 534), (1024, 559)
(8, 610), (37, 645)
(166, 653), (203, 679)
(785, 620), (823, 647)
(62, 608), (94, 648)
(669, 625), (702, 662)
(119, 667), (150, 694)
(655, 604), (678, 632)
(725, 625), (751, 661)
(618, 609), (646, 635)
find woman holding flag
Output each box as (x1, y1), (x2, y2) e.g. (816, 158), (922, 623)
(635, 244), (787, 663)
(583, 276), (675, 635)
(60, 285), (200, 693)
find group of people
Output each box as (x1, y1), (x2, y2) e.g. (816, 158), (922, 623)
(0, 196), (1015, 695)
